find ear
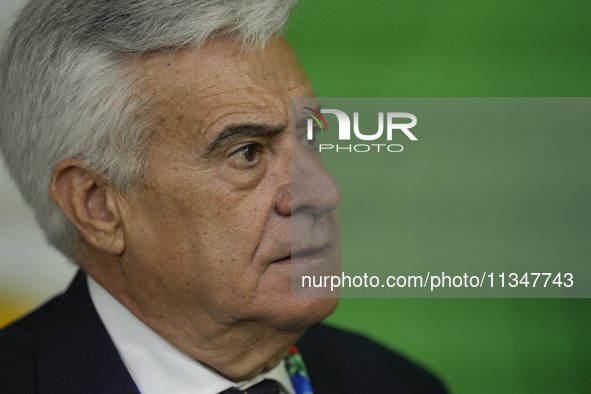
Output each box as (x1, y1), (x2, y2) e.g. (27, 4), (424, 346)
(49, 159), (125, 255)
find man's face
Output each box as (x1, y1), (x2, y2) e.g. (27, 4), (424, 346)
(117, 37), (340, 330)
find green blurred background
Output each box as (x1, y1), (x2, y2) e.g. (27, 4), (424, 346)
(285, 1), (591, 393)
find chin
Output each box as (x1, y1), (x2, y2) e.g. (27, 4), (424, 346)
(261, 296), (340, 332)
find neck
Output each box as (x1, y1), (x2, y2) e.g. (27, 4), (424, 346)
(80, 248), (306, 381)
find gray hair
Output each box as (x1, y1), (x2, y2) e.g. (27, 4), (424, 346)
(0, 0), (298, 259)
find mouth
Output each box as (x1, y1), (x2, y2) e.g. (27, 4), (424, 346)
(271, 244), (329, 264)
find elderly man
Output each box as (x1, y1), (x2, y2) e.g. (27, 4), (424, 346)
(0, 1), (446, 393)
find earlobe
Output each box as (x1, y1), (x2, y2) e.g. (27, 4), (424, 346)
(49, 159), (125, 255)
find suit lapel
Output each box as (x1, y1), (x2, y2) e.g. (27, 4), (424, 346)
(35, 270), (139, 394)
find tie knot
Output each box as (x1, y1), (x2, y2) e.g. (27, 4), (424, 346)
(219, 379), (280, 394)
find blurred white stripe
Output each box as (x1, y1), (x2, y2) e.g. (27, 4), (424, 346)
(0, 157), (76, 305)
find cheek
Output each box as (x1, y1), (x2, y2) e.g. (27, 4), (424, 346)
(123, 167), (276, 285)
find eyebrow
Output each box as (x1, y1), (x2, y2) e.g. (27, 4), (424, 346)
(203, 122), (286, 157)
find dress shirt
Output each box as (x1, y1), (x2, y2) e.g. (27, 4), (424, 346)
(88, 276), (295, 394)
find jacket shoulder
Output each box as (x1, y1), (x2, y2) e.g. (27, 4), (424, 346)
(1, 271), (139, 394)
(0, 295), (62, 393)
(297, 323), (448, 394)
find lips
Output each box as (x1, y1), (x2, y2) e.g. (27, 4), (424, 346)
(270, 225), (333, 264)
(255, 213), (335, 265)
(292, 243), (329, 259)
(271, 243), (330, 264)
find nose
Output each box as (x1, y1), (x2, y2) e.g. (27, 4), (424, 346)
(276, 140), (340, 216)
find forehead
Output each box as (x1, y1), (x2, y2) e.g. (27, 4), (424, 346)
(137, 36), (313, 146)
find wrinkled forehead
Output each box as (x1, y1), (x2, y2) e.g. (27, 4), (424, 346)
(136, 36), (313, 148)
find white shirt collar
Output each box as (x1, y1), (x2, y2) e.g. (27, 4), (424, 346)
(87, 275), (295, 394)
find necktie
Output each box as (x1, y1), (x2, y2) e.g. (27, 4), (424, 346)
(218, 345), (313, 394)
(218, 379), (280, 394)
(285, 345), (314, 394)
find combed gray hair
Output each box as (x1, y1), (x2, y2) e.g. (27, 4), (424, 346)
(0, 0), (298, 259)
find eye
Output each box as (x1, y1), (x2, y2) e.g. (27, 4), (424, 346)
(229, 143), (261, 168)
(240, 145), (257, 161)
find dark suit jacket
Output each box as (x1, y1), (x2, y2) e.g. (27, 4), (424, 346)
(0, 271), (447, 393)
